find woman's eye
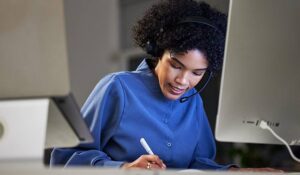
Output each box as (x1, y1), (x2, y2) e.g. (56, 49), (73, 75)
(193, 71), (204, 76)
(170, 63), (181, 69)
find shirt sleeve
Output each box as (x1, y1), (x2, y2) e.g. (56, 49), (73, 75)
(188, 98), (238, 170)
(50, 74), (126, 168)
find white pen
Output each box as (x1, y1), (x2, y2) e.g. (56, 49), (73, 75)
(140, 137), (167, 169)
(140, 137), (154, 155)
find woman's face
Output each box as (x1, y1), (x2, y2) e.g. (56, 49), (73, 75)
(154, 49), (209, 100)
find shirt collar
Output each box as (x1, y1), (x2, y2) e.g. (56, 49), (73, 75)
(135, 58), (161, 92)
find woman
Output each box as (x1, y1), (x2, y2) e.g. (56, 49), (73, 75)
(51, 0), (279, 172)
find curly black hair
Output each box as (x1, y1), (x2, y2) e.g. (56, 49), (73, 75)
(132, 0), (227, 73)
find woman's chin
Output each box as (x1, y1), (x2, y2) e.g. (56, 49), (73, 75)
(163, 91), (182, 101)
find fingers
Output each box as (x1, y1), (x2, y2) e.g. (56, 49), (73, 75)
(149, 162), (163, 170)
(141, 154), (166, 169)
(121, 154), (167, 170)
(144, 161), (165, 170)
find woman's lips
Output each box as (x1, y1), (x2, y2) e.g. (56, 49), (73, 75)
(169, 84), (185, 95)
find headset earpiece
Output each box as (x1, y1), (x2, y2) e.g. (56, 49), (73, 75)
(145, 41), (155, 55)
(145, 40), (162, 57)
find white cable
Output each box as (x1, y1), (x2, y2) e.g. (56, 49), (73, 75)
(259, 120), (300, 163)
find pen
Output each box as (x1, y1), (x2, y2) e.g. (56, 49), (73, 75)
(140, 137), (167, 169)
(140, 137), (154, 155)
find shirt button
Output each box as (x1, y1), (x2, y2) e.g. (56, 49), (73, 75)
(167, 142), (172, 147)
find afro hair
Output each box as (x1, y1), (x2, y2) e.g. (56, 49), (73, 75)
(132, 0), (227, 73)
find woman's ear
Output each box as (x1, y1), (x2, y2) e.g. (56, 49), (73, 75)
(145, 40), (164, 57)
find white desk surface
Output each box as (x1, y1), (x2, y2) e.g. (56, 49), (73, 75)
(0, 162), (298, 175)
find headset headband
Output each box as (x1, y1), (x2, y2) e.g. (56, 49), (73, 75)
(146, 16), (222, 56)
(178, 16), (221, 33)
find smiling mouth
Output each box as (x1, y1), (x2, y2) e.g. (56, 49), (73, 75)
(168, 84), (186, 95)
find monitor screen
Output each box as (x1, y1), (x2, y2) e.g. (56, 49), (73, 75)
(0, 0), (93, 152)
(216, 0), (300, 145)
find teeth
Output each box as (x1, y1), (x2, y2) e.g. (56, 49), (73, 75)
(172, 85), (182, 91)
(174, 86), (182, 91)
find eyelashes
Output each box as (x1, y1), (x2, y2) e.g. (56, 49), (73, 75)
(170, 62), (204, 76)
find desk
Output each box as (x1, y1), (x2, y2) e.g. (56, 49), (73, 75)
(0, 162), (296, 175)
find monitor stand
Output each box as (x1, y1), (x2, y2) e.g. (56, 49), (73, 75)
(0, 98), (79, 163)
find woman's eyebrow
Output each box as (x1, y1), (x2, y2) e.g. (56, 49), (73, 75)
(170, 57), (208, 71)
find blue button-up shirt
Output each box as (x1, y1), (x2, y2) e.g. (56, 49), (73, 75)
(50, 59), (233, 170)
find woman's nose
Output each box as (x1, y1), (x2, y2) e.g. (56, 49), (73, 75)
(175, 72), (189, 86)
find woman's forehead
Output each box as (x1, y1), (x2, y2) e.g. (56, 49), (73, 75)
(169, 49), (208, 69)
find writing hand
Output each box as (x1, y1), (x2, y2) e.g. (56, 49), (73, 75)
(121, 154), (166, 170)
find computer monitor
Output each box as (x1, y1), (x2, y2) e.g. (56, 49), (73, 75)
(216, 0), (300, 145)
(0, 0), (93, 151)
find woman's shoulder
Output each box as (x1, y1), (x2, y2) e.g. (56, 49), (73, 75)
(97, 71), (145, 87)
(105, 71), (143, 81)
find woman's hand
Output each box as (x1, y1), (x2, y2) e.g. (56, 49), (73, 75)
(121, 154), (166, 170)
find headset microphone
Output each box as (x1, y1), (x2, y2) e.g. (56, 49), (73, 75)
(179, 71), (213, 103)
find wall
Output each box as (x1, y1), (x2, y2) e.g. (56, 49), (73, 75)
(64, 0), (120, 106)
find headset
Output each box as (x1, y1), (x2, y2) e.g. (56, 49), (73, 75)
(145, 16), (222, 103)
(145, 16), (222, 56)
